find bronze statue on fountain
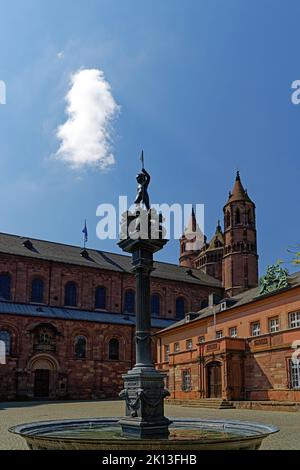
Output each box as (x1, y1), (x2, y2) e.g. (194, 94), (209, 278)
(118, 151), (171, 439)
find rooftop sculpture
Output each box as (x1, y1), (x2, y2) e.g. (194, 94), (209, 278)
(260, 262), (289, 295)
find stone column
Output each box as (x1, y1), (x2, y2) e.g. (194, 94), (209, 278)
(135, 264), (153, 369)
(118, 231), (171, 439)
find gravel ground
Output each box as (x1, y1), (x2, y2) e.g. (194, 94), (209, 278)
(0, 400), (298, 450)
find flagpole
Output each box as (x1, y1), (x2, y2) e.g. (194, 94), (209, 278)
(83, 219), (86, 249)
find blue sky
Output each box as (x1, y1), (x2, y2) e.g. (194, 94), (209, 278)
(0, 0), (299, 274)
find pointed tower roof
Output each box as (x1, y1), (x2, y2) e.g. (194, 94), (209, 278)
(206, 220), (224, 252)
(181, 207), (204, 251)
(185, 207), (197, 233)
(226, 171), (253, 204)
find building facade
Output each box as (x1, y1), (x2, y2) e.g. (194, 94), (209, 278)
(156, 275), (300, 404)
(0, 232), (221, 400)
(156, 172), (300, 405)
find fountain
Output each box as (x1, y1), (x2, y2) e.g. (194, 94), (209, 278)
(10, 156), (278, 450)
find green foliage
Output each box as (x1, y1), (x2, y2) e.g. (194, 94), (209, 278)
(287, 245), (300, 265)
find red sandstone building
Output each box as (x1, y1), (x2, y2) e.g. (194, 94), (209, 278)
(1, 172), (299, 405)
(156, 173), (300, 407)
(156, 276), (300, 405)
(0, 233), (220, 400)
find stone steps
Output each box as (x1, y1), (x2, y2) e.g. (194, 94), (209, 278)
(166, 399), (235, 409)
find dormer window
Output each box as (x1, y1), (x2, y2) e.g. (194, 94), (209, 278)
(23, 239), (33, 250)
(80, 249), (89, 259)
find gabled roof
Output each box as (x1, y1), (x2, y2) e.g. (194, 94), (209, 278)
(0, 232), (221, 288)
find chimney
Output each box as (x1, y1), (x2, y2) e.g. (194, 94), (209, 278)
(209, 293), (221, 308)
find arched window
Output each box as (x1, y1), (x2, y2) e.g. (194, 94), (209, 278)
(108, 338), (119, 360)
(151, 294), (160, 316)
(31, 278), (44, 303)
(235, 208), (241, 224)
(95, 286), (106, 309)
(74, 335), (87, 359)
(225, 211), (231, 228)
(176, 297), (185, 319)
(0, 274), (11, 301)
(64, 282), (77, 307)
(124, 290), (135, 314)
(0, 330), (11, 355)
(247, 209), (252, 225)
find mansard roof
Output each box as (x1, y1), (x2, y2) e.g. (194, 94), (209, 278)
(0, 232), (221, 288)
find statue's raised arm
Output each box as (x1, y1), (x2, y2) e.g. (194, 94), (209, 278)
(142, 168), (151, 188)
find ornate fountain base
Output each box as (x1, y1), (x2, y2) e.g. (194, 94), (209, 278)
(119, 368), (171, 439)
(9, 417), (279, 450)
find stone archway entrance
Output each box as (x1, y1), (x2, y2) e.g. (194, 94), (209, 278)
(34, 369), (50, 397)
(207, 361), (222, 398)
(27, 355), (59, 399)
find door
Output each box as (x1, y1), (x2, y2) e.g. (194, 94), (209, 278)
(34, 369), (50, 398)
(208, 362), (222, 398)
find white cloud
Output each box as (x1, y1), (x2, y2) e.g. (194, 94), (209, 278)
(57, 51), (64, 59)
(56, 68), (119, 170)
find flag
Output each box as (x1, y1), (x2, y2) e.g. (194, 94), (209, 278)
(82, 220), (88, 245)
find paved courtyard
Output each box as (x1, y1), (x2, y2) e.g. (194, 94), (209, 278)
(0, 400), (299, 450)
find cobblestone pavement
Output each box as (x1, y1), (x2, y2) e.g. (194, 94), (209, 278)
(0, 400), (298, 450)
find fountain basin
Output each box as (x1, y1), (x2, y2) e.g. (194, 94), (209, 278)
(9, 417), (278, 450)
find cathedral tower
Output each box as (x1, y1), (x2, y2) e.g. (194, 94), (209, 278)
(196, 221), (224, 281)
(179, 208), (203, 268)
(222, 171), (258, 296)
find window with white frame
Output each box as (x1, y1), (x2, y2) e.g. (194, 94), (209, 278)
(290, 359), (300, 389)
(182, 369), (191, 391)
(289, 312), (300, 329)
(198, 336), (205, 344)
(269, 317), (279, 333)
(251, 321), (260, 337)
(229, 326), (238, 338)
(216, 330), (223, 339)
(251, 321), (260, 336)
(186, 339), (193, 350)
(164, 345), (170, 362)
(174, 342), (180, 353)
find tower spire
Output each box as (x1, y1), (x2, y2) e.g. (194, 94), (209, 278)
(223, 172), (258, 295)
(227, 170), (250, 203)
